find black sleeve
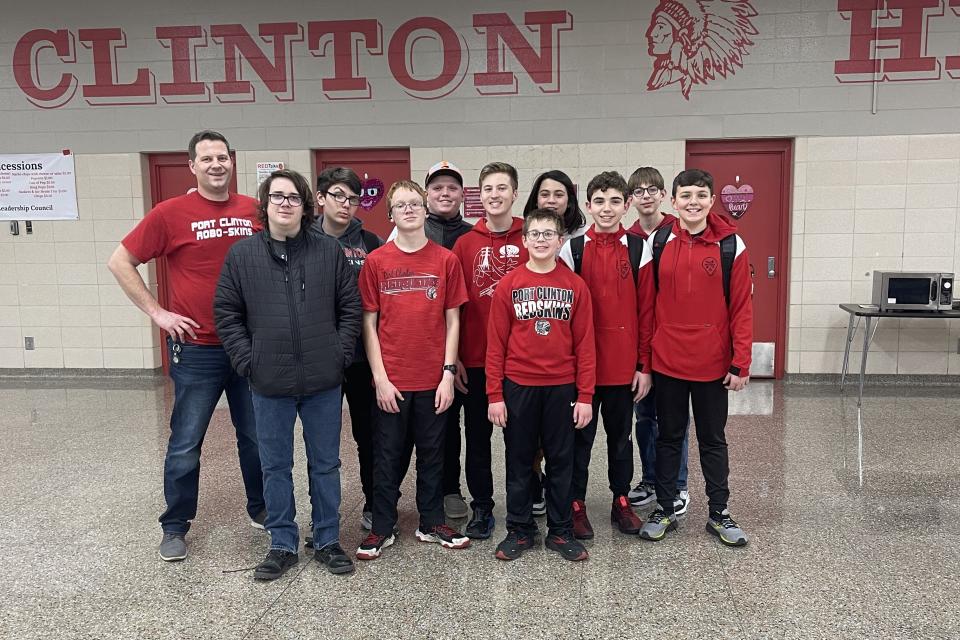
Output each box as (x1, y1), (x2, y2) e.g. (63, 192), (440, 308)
(334, 247), (362, 368)
(213, 249), (253, 377)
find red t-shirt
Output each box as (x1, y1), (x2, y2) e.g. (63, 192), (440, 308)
(358, 240), (469, 391)
(122, 191), (259, 345)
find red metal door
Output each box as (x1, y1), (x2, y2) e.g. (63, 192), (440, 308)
(147, 152), (239, 373)
(313, 148), (411, 240)
(684, 139), (792, 379)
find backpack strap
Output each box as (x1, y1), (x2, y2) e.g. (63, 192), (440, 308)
(626, 234), (643, 285)
(719, 234), (737, 305)
(651, 225), (672, 292)
(570, 235), (585, 275)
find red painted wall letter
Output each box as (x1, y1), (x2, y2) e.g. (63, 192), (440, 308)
(307, 20), (382, 100)
(835, 0), (942, 82)
(211, 23), (303, 102)
(388, 18), (467, 99)
(78, 28), (156, 105)
(946, 0), (960, 78)
(13, 29), (78, 109)
(156, 26), (210, 103)
(473, 11), (572, 95)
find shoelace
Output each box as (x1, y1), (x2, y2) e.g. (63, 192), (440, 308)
(648, 509), (669, 523)
(714, 515), (739, 529)
(361, 533), (386, 547)
(433, 524), (461, 538)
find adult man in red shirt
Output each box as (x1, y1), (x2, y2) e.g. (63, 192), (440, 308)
(107, 130), (265, 562)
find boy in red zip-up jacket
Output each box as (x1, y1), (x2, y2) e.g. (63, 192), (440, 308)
(451, 162), (528, 540)
(637, 169), (752, 547)
(558, 171), (648, 539)
(487, 208), (596, 562)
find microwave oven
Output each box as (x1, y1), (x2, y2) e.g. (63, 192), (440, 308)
(871, 271), (953, 311)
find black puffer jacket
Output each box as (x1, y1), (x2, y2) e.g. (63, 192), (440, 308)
(214, 226), (362, 397)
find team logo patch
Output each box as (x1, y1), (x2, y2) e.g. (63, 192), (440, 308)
(426, 286), (438, 300)
(618, 259), (631, 280)
(535, 320), (552, 336)
(702, 257), (718, 275)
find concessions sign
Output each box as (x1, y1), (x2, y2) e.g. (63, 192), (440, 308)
(0, 152), (78, 220)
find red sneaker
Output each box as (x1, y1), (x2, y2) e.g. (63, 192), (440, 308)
(610, 495), (642, 534)
(572, 499), (594, 540)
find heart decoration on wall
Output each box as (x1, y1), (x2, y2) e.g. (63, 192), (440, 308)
(720, 183), (754, 219)
(359, 177), (384, 211)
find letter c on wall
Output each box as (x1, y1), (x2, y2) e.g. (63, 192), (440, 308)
(13, 29), (79, 109)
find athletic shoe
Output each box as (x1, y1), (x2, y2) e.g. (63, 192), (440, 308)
(532, 496), (547, 517)
(465, 508), (496, 540)
(314, 542), (355, 575)
(360, 510), (373, 531)
(250, 509), (267, 530)
(706, 510), (749, 547)
(673, 490), (691, 516)
(628, 482), (657, 507)
(158, 532), (187, 562)
(444, 494), (469, 519)
(495, 529), (538, 561)
(311, 521), (396, 548)
(638, 508), (678, 542)
(610, 495), (642, 534)
(545, 532), (589, 561)
(253, 549), (299, 580)
(416, 524), (471, 549)
(572, 499), (594, 540)
(356, 533), (395, 560)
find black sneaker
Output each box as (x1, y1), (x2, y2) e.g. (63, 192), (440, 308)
(465, 508), (496, 539)
(356, 533), (395, 561)
(545, 532), (589, 562)
(494, 529), (538, 561)
(314, 542), (355, 574)
(249, 509), (267, 530)
(253, 549), (299, 581)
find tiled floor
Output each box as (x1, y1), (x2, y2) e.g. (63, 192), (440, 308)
(2, 378), (958, 639)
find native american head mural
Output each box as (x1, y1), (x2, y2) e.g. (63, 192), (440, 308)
(646, 0), (759, 100)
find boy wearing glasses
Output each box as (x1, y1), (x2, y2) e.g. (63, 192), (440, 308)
(316, 167), (383, 532)
(624, 167), (692, 516)
(450, 162), (528, 540)
(357, 180), (471, 560)
(486, 208), (596, 562)
(558, 171), (648, 539)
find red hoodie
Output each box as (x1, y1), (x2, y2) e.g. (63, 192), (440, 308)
(627, 213), (675, 240)
(452, 217), (528, 368)
(637, 212), (753, 381)
(486, 263), (596, 403)
(558, 226), (640, 386)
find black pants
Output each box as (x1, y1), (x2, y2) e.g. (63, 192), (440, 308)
(442, 384), (463, 497)
(654, 372), (730, 515)
(342, 360), (375, 510)
(503, 379), (576, 535)
(371, 390), (447, 536)
(461, 368), (495, 510)
(571, 384), (634, 501)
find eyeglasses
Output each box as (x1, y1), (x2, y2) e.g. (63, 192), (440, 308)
(525, 230), (559, 241)
(632, 186), (662, 198)
(391, 201), (425, 213)
(268, 193), (303, 207)
(327, 191), (360, 207)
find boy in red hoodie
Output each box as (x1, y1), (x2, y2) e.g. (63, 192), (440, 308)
(451, 162), (528, 540)
(487, 208), (596, 562)
(558, 171), (648, 539)
(637, 169), (753, 547)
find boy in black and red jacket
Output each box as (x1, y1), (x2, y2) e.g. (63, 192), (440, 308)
(486, 208), (596, 562)
(637, 169), (753, 547)
(558, 171), (648, 539)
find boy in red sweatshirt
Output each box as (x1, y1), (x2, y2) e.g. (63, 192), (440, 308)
(451, 162), (528, 540)
(487, 208), (596, 562)
(558, 171), (648, 539)
(637, 169), (753, 547)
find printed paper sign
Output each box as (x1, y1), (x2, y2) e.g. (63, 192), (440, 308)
(256, 161), (285, 186)
(0, 152), (78, 220)
(463, 186), (484, 218)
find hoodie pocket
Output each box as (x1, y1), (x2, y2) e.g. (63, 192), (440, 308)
(652, 323), (725, 370)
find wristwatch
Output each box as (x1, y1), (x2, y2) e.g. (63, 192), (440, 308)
(442, 364), (458, 375)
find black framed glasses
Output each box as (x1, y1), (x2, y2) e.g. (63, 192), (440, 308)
(525, 230), (559, 241)
(391, 201), (425, 213)
(269, 193), (303, 207)
(632, 186), (662, 198)
(328, 191), (361, 206)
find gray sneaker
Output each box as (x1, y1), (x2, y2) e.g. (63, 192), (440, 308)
(158, 532), (187, 561)
(444, 494), (468, 519)
(360, 510), (373, 531)
(706, 510), (748, 547)
(673, 490), (691, 516)
(638, 509), (678, 542)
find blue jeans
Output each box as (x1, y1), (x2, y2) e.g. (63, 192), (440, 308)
(634, 390), (688, 490)
(252, 386), (343, 553)
(160, 340), (264, 534)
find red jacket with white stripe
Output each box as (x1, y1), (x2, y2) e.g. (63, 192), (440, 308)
(637, 213), (753, 381)
(626, 214), (675, 240)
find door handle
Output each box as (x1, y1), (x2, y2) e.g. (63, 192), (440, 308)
(767, 256), (775, 278)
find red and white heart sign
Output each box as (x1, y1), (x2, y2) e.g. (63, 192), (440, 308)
(359, 177), (384, 211)
(720, 184), (754, 219)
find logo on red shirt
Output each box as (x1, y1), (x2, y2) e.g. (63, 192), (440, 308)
(702, 257), (718, 276)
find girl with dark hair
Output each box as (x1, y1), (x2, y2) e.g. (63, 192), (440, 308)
(522, 170), (587, 238)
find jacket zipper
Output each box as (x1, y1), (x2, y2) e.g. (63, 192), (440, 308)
(284, 264), (306, 395)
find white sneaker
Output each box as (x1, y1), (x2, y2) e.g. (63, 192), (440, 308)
(673, 490), (690, 516)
